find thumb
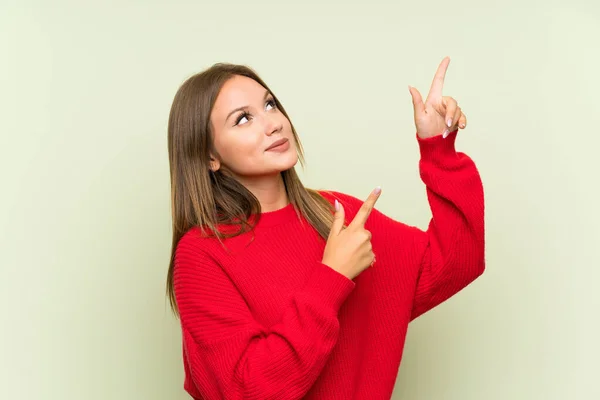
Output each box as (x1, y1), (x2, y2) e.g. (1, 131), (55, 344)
(329, 199), (345, 237)
(408, 85), (425, 117)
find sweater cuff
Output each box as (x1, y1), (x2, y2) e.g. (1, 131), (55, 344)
(301, 262), (355, 312)
(416, 129), (459, 165)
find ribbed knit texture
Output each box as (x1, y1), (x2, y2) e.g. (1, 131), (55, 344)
(173, 130), (485, 400)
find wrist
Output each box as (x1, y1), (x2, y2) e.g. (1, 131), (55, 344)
(417, 129), (459, 162)
(321, 259), (352, 280)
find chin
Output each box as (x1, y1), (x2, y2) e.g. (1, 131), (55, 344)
(273, 159), (298, 174)
(277, 162), (299, 177)
(281, 151), (299, 169)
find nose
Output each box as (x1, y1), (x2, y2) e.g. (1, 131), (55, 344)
(264, 114), (283, 136)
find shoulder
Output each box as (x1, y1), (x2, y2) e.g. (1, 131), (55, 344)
(175, 227), (221, 269)
(178, 226), (210, 250)
(172, 228), (236, 297)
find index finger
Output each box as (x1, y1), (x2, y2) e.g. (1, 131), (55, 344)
(349, 187), (382, 228)
(427, 56), (450, 101)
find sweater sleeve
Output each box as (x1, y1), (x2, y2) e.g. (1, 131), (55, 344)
(173, 234), (355, 400)
(408, 129), (485, 320)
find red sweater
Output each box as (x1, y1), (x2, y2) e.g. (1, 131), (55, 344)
(173, 130), (485, 400)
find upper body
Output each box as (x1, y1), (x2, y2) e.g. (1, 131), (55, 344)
(166, 57), (484, 399)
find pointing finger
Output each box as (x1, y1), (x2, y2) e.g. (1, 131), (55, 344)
(349, 187), (382, 229)
(427, 56), (450, 103)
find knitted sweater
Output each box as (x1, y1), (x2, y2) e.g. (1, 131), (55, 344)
(173, 130), (485, 399)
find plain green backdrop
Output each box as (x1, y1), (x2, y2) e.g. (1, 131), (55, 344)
(1, 0), (598, 399)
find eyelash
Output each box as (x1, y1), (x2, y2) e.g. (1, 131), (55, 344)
(234, 98), (277, 126)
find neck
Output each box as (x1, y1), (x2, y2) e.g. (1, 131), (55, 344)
(237, 172), (289, 213)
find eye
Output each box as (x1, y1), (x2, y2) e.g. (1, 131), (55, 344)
(266, 98), (277, 111)
(235, 112), (250, 126)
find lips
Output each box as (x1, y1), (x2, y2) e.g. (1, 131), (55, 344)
(266, 138), (289, 151)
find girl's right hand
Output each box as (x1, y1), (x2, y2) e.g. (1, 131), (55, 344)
(321, 187), (382, 280)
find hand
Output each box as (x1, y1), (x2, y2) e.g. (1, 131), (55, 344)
(322, 188), (382, 280)
(408, 57), (468, 139)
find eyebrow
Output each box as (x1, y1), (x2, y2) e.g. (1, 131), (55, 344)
(225, 90), (272, 125)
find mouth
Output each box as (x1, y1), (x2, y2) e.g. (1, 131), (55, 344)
(265, 138), (290, 151)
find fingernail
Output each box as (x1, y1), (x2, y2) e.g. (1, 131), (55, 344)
(442, 129), (449, 138)
(460, 123), (465, 128)
(374, 186), (381, 195)
(335, 199), (340, 211)
(447, 119), (452, 127)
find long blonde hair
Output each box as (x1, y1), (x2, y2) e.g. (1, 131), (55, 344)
(166, 63), (335, 315)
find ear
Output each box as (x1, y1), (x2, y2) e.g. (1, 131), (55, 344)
(209, 155), (220, 172)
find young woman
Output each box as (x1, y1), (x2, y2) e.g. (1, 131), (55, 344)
(166, 57), (485, 400)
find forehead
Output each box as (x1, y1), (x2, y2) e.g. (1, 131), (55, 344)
(213, 75), (266, 113)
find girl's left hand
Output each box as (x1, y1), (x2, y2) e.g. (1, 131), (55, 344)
(408, 57), (467, 139)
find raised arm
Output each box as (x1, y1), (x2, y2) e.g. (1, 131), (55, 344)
(325, 57), (485, 320)
(408, 56), (485, 319)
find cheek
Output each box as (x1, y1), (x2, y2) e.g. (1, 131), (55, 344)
(236, 133), (263, 155)
(215, 131), (263, 167)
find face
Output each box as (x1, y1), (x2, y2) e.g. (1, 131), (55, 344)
(209, 75), (298, 184)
